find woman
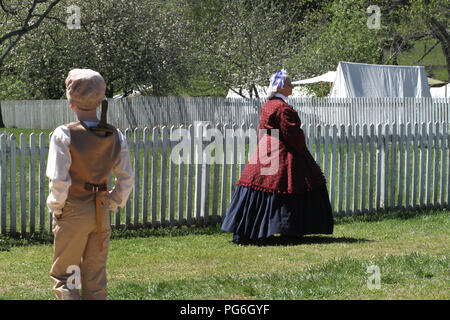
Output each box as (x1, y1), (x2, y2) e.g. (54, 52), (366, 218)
(221, 69), (334, 244)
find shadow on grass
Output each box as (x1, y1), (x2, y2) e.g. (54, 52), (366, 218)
(1, 208), (446, 250)
(233, 235), (373, 247)
(0, 232), (53, 251)
(110, 224), (226, 240)
(333, 208), (448, 225)
(0, 224), (226, 251)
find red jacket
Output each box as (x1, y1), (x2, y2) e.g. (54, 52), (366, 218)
(237, 97), (326, 194)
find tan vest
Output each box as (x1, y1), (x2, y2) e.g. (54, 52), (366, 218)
(65, 121), (121, 203)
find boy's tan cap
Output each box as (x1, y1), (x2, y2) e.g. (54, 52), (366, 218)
(65, 69), (106, 110)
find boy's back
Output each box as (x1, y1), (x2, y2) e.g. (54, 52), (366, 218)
(46, 69), (133, 300)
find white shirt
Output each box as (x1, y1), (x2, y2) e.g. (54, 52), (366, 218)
(274, 93), (288, 104)
(46, 121), (133, 215)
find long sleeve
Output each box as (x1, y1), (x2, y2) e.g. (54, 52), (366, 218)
(107, 129), (133, 212)
(279, 106), (307, 155)
(46, 126), (72, 216)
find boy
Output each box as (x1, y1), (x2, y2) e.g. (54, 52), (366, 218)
(46, 68), (133, 300)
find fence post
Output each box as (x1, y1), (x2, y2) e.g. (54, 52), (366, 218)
(344, 125), (352, 215)
(160, 126), (168, 226)
(125, 129), (133, 226)
(221, 124), (229, 220)
(433, 122), (439, 208)
(229, 124), (238, 200)
(323, 124), (330, 193)
(29, 133), (36, 234)
(337, 125), (345, 215)
(201, 123), (211, 224)
(39, 133), (46, 232)
(20, 134), (27, 236)
(151, 126), (159, 227)
(169, 126), (177, 226)
(389, 123), (397, 209)
(177, 125), (185, 225)
(367, 124), (375, 213)
(330, 125), (338, 215)
(425, 122), (433, 208)
(194, 124), (203, 225)
(186, 125), (194, 225)
(440, 123), (448, 208)
(142, 127), (150, 226)
(376, 124), (383, 210)
(353, 124), (360, 214)
(397, 123), (405, 210)
(447, 126), (450, 209)
(133, 128), (141, 227)
(211, 123), (221, 222)
(0, 134), (7, 234)
(10, 134), (17, 234)
(382, 124), (390, 209)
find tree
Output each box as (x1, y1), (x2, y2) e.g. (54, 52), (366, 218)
(293, 1), (387, 78)
(2, 0), (192, 101)
(0, 0), (62, 65)
(397, 0), (449, 80)
(0, 0), (62, 127)
(288, 0), (448, 96)
(185, 0), (304, 98)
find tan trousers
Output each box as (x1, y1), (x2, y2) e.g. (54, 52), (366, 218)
(50, 195), (111, 300)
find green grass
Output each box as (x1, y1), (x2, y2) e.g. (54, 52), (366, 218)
(0, 209), (448, 300)
(397, 39), (448, 82)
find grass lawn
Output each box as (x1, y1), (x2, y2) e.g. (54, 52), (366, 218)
(0, 209), (448, 300)
(397, 39), (448, 82)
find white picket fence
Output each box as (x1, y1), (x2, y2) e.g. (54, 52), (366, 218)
(2, 97), (449, 129)
(0, 122), (449, 236)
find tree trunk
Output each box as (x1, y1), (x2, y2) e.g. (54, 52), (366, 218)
(428, 17), (450, 81)
(106, 83), (114, 98)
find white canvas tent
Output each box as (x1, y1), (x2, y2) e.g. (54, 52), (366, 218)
(329, 61), (431, 98)
(292, 71), (336, 97)
(430, 83), (449, 97)
(292, 71), (336, 85)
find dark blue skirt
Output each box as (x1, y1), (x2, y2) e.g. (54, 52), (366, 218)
(221, 185), (334, 240)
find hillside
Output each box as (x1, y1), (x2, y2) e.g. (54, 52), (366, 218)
(398, 39), (448, 82)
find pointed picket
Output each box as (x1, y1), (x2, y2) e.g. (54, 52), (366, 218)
(10, 134), (17, 234)
(0, 134), (7, 234)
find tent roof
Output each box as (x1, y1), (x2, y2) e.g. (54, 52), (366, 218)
(427, 77), (448, 87)
(430, 83), (449, 97)
(292, 71), (336, 85)
(329, 61), (431, 98)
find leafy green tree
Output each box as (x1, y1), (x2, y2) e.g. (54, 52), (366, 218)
(184, 0), (304, 98)
(396, 0), (449, 80)
(0, 0), (62, 65)
(0, 0), (63, 127)
(293, 1), (386, 79)
(2, 0), (192, 100)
